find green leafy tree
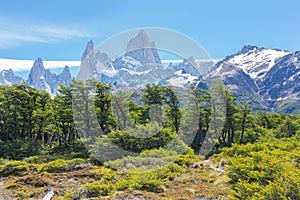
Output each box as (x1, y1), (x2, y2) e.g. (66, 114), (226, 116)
(54, 84), (76, 143)
(164, 86), (181, 133)
(94, 82), (115, 133)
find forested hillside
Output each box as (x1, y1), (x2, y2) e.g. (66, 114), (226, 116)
(0, 80), (299, 199)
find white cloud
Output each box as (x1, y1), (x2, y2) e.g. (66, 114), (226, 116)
(0, 20), (89, 48)
(0, 58), (80, 71)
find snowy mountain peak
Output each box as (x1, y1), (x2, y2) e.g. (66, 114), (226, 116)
(0, 68), (24, 85)
(224, 46), (291, 80)
(26, 57), (72, 93)
(239, 45), (260, 54)
(206, 45), (300, 113)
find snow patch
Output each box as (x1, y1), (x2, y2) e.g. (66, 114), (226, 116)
(121, 56), (142, 69)
(294, 57), (298, 62)
(228, 49), (291, 79)
(167, 70), (198, 87)
(120, 68), (152, 75)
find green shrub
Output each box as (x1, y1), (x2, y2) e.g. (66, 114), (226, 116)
(5, 182), (17, 189)
(23, 155), (47, 164)
(106, 124), (176, 153)
(81, 180), (114, 197)
(119, 163), (184, 193)
(223, 138), (300, 199)
(105, 147), (194, 171)
(140, 148), (178, 158)
(0, 139), (42, 160)
(175, 150), (197, 167)
(48, 139), (90, 159)
(0, 160), (29, 176)
(0, 158), (4, 165)
(63, 192), (75, 199)
(16, 190), (29, 198)
(37, 158), (85, 172)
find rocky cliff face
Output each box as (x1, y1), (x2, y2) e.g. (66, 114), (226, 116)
(57, 66), (72, 86)
(77, 40), (113, 81)
(0, 68), (24, 85)
(26, 57), (71, 93)
(125, 30), (161, 64)
(81, 40), (94, 62)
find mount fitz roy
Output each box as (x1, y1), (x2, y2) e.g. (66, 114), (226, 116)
(77, 30), (205, 89)
(0, 30), (299, 113)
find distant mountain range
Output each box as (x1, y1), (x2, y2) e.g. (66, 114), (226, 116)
(0, 58), (79, 93)
(0, 30), (299, 113)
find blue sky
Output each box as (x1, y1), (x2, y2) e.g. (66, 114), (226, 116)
(0, 0), (299, 60)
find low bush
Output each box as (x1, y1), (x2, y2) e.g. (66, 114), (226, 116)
(117, 163), (184, 193)
(0, 160), (29, 176)
(81, 180), (115, 197)
(37, 158), (86, 173)
(220, 137), (300, 199)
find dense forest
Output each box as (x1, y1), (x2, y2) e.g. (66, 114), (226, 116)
(0, 80), (299, 199)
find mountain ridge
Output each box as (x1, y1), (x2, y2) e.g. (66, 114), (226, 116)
(0, 31), (299, 113)
(205, 45), (300, 113)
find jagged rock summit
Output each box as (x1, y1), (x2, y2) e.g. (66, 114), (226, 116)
(0, 68), (24, 85)
(125, 30), (161, 64)
(26, 57), (72, 93)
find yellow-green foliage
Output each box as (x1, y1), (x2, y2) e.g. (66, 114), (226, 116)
(5, 182), (17, 189)
(116, 163), (184, 193)
(0, 160), (29, 176)
(90, 167), (114, 176)
(63, 192), (75, 199)
(37, 158), (85, 172)
(174, 150), (197, 167)
(220, 137), (300, 199)
(105, 147), (195, 171)
(16, 190), (29, 198)
(81, 180), (115, 197)
(81, 163), (184, 198)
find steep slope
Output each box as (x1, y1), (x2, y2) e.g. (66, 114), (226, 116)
(77, 40), (113, 81)
(205, 45), (300, 113)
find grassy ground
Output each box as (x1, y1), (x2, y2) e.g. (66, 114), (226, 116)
(0, 157), (231, 199)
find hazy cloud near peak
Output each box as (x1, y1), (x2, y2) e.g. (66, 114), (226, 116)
(0, 58), (80, 71)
